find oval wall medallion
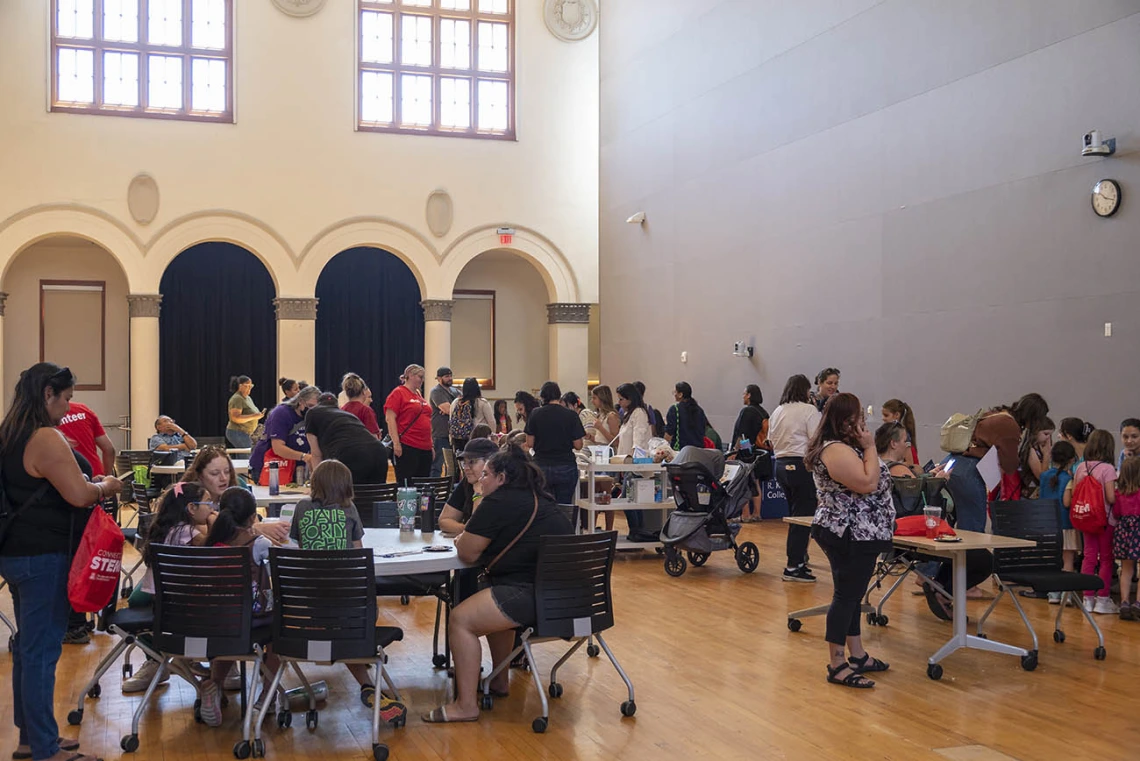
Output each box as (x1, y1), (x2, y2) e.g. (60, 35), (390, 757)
(271, 0), (327, 18)
(425, 190), (454, 238)
(127, 173), (160, 225)
(544, 0), (598, 42)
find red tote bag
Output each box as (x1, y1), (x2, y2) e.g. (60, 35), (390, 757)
(68, 507), (125, 613)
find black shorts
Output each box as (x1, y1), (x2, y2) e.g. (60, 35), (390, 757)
(489, 583), (536, 628)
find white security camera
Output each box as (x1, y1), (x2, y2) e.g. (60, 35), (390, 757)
(1082, 129), (1116, 157)
(626, 211), (646, 224)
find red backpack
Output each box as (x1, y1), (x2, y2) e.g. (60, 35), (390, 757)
(68, 506), (125, 613)
(1070, 463), (1109, 533)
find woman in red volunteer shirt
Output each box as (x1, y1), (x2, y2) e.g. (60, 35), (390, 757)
(384, 364), (433, 485)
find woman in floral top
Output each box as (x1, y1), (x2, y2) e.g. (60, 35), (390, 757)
(805, 392), (895, 689)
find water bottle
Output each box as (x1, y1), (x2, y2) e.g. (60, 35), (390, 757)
(420, 491), (435, 535)
(397, 487), (417, 533)
(294, 460), (307, 486)
(284, 680), (328, 710)
(268, 461), (279, 496)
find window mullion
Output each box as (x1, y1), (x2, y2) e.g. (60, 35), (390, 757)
(183, 1), (193, 113)
(393, 10), (403, 125)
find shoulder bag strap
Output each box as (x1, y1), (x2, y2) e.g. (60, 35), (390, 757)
(483, 496), (539, 575)
(397, 394), (429, 439)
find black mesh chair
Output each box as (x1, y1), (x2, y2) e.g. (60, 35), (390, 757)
(257, 548), (404, 761)
(67, 602), (161, 728)
(146, 545), (279, 758)
(479, 531), (635, 733)
(120, 510), (153, 600)
(409, 477), (451, 512)
(354, 483), (399, 529)
(977, 499), (1107, 661)
(354, 483), (398, 506)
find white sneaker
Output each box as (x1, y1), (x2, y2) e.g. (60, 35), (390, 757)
(1047, 592), (1062, 605)
(1093, 597), (1120, 615)
(1083, 596), (1095, 613)
(122, 660), (169, 694)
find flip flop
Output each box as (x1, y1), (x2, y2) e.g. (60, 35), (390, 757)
(12, 738), (80, 759)
(421, 706), (479, 724)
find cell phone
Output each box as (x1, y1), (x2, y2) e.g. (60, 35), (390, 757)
(923, 460), (936, 473)
(942, 457), (956, 474)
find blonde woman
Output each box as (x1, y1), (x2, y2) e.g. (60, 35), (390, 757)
(383, 364), (433, 484)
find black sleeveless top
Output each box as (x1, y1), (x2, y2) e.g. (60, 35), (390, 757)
(1, 436), (93, 556)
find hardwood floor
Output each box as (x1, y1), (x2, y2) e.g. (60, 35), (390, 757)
(2, 519), (1136, 760)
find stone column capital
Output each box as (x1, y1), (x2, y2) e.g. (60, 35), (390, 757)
(546, 303), (590, 324)
(274, 297), (319, 320)
(421, 299), (455, 322)
(0, 292), (8, 317)
(127, 294), (163, 318)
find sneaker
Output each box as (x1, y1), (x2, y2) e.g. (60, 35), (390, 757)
(199, 680), (224, 727)
(1048, 592), (1062, 605)
(782, 566), (817, 583)
(1083, 596), (1095, 613)
(377, 697), (407, 725)
(1093, 597), (1120, 615)
(188, 662), (211, 679)
(62, 628), (91, 645)
(122, 660), (169, 694)
(1119, 601), (1135, 621)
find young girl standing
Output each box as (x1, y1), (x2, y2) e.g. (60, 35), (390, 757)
(1112, 457), (1140, 621)
(1064, 430), (1118, 615)
(1039, 441), (1078, 604)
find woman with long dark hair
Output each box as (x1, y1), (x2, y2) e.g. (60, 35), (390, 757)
(0, 363), (123, 761)
(493, 399), (512, 435)
(805, 392), (894, 689)
(881, 399), (917, 466)
(664, 381), (709, 450)
(731, 384), (769, 522)
(422, 444), (572, 723)
(1059, 417), (1094, 461)
(449, 377), (494, 454)
(615, 382), (651, 533)
(513, 391), (538, 428)
(525, 382), (586, 506)
(226, 374), (264, 448)
(769, 374), (822, 582)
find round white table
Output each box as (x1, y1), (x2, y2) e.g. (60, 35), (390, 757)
(151, 459), (250, 476)
(362, 528), (473, 576)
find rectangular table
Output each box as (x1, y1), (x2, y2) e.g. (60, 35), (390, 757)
(783, 515), (1037, 678)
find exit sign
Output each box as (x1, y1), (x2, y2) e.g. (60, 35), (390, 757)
(497, 226), (515, 245)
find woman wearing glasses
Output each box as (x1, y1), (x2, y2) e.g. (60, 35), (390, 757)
(0, 363), (124, 761)
(179, 447), (290, 545)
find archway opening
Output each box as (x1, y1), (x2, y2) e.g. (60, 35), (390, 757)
(159, 242), (277, 438)
(315, 247), (424, 416)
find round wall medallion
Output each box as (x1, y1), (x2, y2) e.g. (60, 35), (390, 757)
(425, 190), (454, 238)
(544, 0), (598, 42)
(271, 0), (326, 18)
(127, 173), (160, 225)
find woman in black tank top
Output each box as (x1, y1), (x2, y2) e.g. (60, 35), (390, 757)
(0, 363), (123, 761)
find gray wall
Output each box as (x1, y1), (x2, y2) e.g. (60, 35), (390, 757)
(600, 0), (1140, 457)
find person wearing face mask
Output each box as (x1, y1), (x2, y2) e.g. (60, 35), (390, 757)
(809, 368), (840, 412)
(249, 385), (320, 485)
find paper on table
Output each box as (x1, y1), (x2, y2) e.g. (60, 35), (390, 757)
(977, 446), (1001, 492)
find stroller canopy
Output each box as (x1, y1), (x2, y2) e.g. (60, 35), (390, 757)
(671, 446), (725, 480)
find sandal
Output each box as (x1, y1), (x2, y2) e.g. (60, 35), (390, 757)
(12, 738), (81, 759)
(923, 583), (953, 622)
(826, 663), (874, 689)
(848, 652), (890, 673)
(421, 706), (478, 724)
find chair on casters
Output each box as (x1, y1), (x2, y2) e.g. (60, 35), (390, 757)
(257, 548), (404, 761)
(144, 545), (282, 759)
(977, 499), (1108, 665)
(479, 531), (635, 734)
(353, 483), (398, 512)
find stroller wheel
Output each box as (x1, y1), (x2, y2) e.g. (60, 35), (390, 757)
(663, 548), (687, 577)
(735, 542), (760, 573)
(686, 551), (710, 567)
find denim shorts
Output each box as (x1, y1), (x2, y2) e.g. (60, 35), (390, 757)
(490, 582), (536, 628)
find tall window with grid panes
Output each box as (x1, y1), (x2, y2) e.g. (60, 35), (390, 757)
(358, 0), (514, 139)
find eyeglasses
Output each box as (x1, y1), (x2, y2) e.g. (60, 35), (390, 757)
(189, 501), (216, 510)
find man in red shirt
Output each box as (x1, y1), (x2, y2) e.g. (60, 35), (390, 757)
(57, 402), (116, 477)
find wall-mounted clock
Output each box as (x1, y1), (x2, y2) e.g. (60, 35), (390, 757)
(1092, 179), (1121, 218)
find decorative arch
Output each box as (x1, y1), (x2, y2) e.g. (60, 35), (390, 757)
(0, 205), (144, 290)
(299, 217), (440, 299)
(146, 211), (295, 294)
(440, 225), (579, 302)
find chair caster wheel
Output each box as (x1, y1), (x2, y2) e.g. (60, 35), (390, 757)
(620, 700), (637, 717)
(1053, 630), (1065, 643)
(432, 653), (447, 668)
(67, 709), (83, 726)
(876, 614), (888, 626)
(277, 710), (292, 728)
(927, 663), (943, 680)
(121, 585), (133, 600)
(372, 743), (390, 761)
(549, 682), (563, 698)
(532, 716), (548, 733)
(306, 709), (319, 731)
(787, 618), (802, 632)
(480, 694), (494, 710)
(1021, 651), (1038, 671)
(87, 683), (101, 699)
(1094, 646), (1107, 660)
(586, 644), (600, 658)
(252, 739), (264, 758)
(233, 740), (251, 759)
(400, 595), (410, 605)
(121, 734), (140, 753)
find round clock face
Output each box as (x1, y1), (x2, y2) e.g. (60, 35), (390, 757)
(1092, 179), (1121, 217)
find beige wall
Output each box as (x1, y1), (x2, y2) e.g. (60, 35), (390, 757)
(452, 250), (551, 401)
(0, 1), (598, 302)
(3, 238), (131, 448)
(600, 1), (1140, 454)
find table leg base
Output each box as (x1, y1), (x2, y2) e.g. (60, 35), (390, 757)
(929, 633), (1028, 665)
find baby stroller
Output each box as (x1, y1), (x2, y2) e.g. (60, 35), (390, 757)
(660, 447), (760, 577)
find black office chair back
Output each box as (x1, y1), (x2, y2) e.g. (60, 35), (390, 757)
(989, 499), (1064, 575)
(134, 511), (156, 550)
(151, 544), (255, 658)
(665, 462), (725, 513)
(354, 483), (398, 505)
(269, 547), (378, 662)
(123, 450), (155, 469)
(132, 482), (156, 511)
(359, 502), (399, 529)
(534, 531), (617, 639)
(410, 477), (451, 505)
(115, 452), (132, 478)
